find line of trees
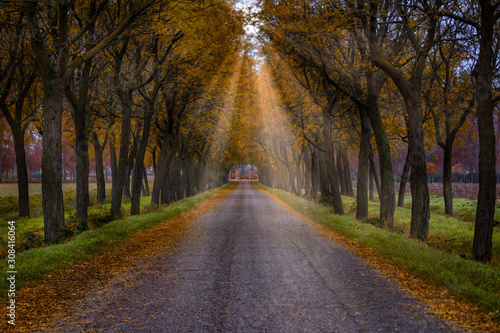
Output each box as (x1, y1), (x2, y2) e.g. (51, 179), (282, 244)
(1, 1), (498, 263)
(1, 1), (246, 243)
(252, 0), (499, 262)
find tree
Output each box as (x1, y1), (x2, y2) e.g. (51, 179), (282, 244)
(0, 5), (38, 217)
(24, 0), (162, 243)
(426, 39), (475, 215)
(355, 0), (444, 241)
(90, 131), (107, 204)
(440, 0), (500, 262)
(108, 35), (162, 216)
(130, 29), (184, 215)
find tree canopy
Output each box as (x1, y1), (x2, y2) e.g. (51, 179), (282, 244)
(1, 0), (498, 262)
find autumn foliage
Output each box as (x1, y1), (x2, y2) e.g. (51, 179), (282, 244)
(0, 0), (498, 263)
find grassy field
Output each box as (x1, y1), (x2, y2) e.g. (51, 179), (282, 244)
(260, 184), (500, 323)
(0, 183), (231, 293)
(0, 182), (111, 197)
(0, 182), (119, 258)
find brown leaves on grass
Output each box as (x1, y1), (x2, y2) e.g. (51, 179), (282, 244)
(259, 186), (499, 333)
(0, 186), (234, 333)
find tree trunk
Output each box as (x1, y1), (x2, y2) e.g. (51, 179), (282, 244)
(151, 134), (176, 206)
(303, 148), (311, 197)
(319, 152), (331, 202)
(143, 167), (150, 196)
(91, 133), (106, 204)
(110, 92), (132, 216)
(1, 103), (32, 218)
(356, 107), (371, 220)
(407, 94), (430, 241)
(341, 147), (354, 197)
(337, 147), (347, 195)
(442, 140), (454, 215)
(473, 0), (496, 262)
(322, 108), (344, 214)
(41, 90), (66, 243)
(123, 159), (133, 199)
(110, 135), (118, 197)
(369, 162), (374, 201)
(13, 128), (30, 217)
(398, 147), (411, 207)
(296, 156), (303, 196)
(152, 147), (157, 175)
(365, 90), (394, 227)
(196, 156), (207, 194)
(124, 134), (139, 200)
(184, 155), (195, 198)
(131, 107), (154, 215)
(67, 59), (93, 227)
(309, 146), (318, 200)
(73, 101), (89, 225)
(369, 151), (381, 199)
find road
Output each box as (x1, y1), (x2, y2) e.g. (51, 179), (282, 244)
(48, 182), (463, 332)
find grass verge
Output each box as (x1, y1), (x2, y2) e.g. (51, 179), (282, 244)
(0, 183), (231, 294)
(257, 183), (500, 328)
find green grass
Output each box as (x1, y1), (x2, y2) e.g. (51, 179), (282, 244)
(0, 182), (114, 221)
(0, 183), (230, 293)
(0, 187), (114, 257)
(260, 184), (500, 322)
(0, 182), (155, 256)
(0, 182), (111, 198)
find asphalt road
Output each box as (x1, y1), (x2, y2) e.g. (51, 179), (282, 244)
(49, 182), (463, 332)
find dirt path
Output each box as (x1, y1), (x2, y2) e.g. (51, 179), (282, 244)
(41, 183), (464, 332)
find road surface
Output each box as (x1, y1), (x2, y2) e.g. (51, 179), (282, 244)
(47, 182), (463, 332)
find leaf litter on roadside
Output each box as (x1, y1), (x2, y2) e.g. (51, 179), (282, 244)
(258, 186), (499, 333)
(1, 186), (234, 333)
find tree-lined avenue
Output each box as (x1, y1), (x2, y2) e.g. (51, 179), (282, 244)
(45, 183), (463, 332)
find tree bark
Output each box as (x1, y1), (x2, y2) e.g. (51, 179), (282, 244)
(337, 147), (347, 195)
(91, 132), (107, 204)
(143, 167), (150, 196)
(196, 155), (207, 194)
(369, 162), (374, 201)
(110, 134), (118, 197)
(442, 140), (454, 215)
(25, 1), (70, 243)
(40, 89), (66, 243)
(322, 108), (344, 214)
(131, 106), (154, 215)
(341, 147), (354, 197)
(368, 150), (381, 199)
(151, 133), (176, 206)
(110, 91), (133, 216)
(303, 148), (311, 197)
(0, 79), (35, 217)
(66, 59), (93, 226)
(365, 82), (394, 227)
(398, 147), (411, 207)
(74, 118), (89, 224)
(24, 0), (160, 243)
(473, 0), (496, 262)
(309, 146), (318, 200)
(356, 107), (371, 220)
(296, 155), (303, 196)
(407, 94), (430, 241)
(14, 131), (30, 217)
(319, 152), (331, 202)
(123, 140), (138, 200)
